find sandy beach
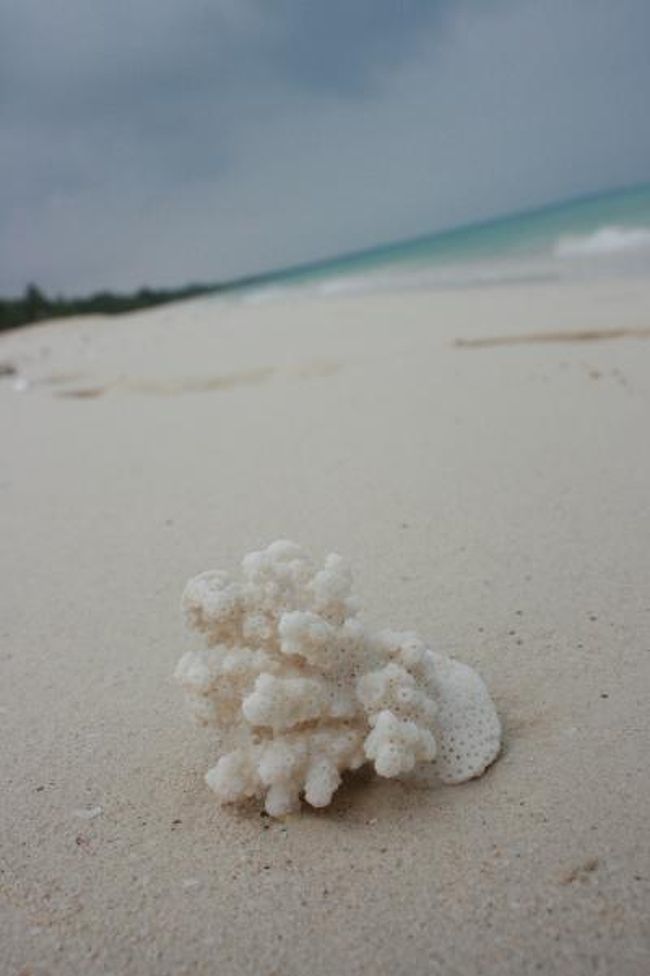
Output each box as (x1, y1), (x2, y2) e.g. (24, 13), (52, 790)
(1, 277), (649, 975)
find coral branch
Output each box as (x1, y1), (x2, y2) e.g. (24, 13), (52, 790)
(176, 540), (501, 816)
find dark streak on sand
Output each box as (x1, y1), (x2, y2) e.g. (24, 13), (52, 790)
(55, 369), (274, 399)
(53, 361), (340, 399)
(454, 327), (650, 348)
(560, 857), (600, 885)
(57, 387), (105, 399)
(122, 366), (275, 395)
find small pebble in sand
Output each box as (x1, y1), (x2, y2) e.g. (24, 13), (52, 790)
(73, 805), (103, 820)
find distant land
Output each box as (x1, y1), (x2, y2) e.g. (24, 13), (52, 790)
(2, 268), (305, 332)
(0, 283), (220, 332)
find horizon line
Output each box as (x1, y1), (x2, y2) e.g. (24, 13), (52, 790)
(4, 178), (649, 301)
(225, 178), (650, 291)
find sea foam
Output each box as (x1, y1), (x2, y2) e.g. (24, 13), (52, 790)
(553, 225), (650, 259)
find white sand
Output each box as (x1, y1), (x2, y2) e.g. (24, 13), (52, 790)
(1, 278), (649, 975)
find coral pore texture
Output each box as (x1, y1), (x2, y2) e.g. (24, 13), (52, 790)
(176, 540), (501, 816)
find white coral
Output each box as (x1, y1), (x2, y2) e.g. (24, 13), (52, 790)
(176, 540), (501, 816)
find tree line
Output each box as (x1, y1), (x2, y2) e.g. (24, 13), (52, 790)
(0, 282), (223, 332)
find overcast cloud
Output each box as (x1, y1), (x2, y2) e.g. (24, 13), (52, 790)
(1, 0), (649, 293)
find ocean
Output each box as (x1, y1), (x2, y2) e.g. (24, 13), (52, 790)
(238, 183), (650, 302)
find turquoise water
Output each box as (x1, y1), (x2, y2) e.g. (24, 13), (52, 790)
(239, 183), (650, 299)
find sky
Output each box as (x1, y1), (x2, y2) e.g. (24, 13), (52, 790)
(2, 0), (650, 295)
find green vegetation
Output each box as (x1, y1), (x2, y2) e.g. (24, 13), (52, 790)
(0, 282), (224, 332)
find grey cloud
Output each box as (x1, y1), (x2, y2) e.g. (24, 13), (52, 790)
(1, 0), (649, 293)
(268, 1), (446, 94)
(1, 1), (443, 206)
(2, 1), (440, 117)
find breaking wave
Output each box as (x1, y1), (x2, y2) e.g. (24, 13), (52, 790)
(553, 225), (650, 259)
